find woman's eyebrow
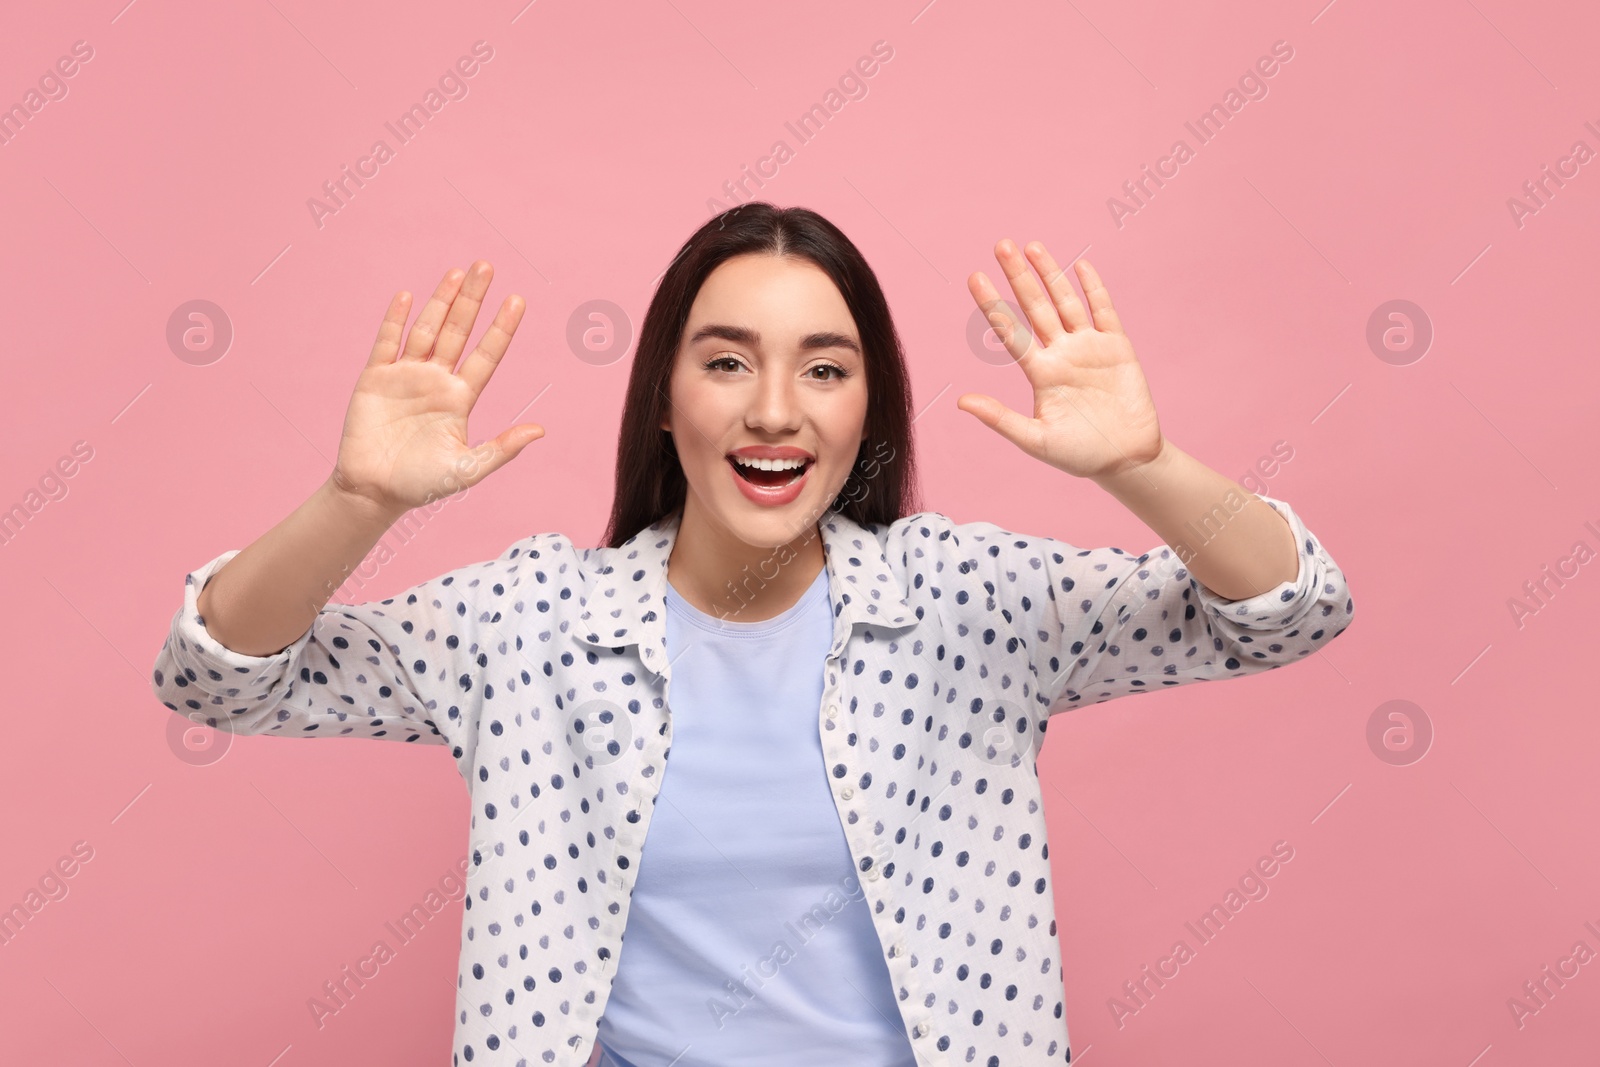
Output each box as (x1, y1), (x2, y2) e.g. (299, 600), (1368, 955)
(687, 323), (861, 356)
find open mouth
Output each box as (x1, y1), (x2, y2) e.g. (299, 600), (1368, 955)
(727, 455), (812, 488)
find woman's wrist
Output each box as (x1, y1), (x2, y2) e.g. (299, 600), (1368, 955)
(318, 474), (405, 533)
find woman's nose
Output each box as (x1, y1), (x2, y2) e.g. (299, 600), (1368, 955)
(747, 375), (802, 429)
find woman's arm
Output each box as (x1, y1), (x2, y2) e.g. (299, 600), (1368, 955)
(957, 240), (1305, 603)
(196, 477), (403, 657)
(196, 261), (537, 658)
(150, 260), (544, 748)
(1089, 439), (1298, 602)
(928, 491), (1351, 717)
(949, 240), (1353, 714)
(151, 521), (546, 751)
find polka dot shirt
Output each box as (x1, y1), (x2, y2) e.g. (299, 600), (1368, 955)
(150, 493), (1354, 1066)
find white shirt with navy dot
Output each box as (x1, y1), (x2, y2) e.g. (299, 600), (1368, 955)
(151, 493), (1354, 1066)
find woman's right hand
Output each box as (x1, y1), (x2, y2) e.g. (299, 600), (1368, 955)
(328, 260), (544, 518)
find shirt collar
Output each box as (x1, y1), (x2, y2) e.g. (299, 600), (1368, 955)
(573, 507), (917, 674)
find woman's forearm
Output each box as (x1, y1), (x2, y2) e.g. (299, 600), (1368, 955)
(1090, 439), (1299, 601)
(194, 477), (406, 657)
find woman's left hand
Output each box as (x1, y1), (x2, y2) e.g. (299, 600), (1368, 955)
(957, 239), (1165, 481)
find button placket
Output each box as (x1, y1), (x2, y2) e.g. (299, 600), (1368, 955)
(862, 889), (943, 1059)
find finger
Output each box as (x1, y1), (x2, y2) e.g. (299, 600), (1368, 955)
(430, 260), (494, 370)
(461, 423), (545, 490)
(956, 392), (1043, 459)
(400, 266), (467, 361)
(366, 290), (413, 368)
(966, 270), (1036, 365)
(1074, 258), (1125, 335)
(1024, 242), (1093, 333)
(992, 238), (1065, 347)
(455, 294), (527, 399)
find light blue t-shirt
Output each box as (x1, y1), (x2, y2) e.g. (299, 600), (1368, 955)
(593, 565), (918, 1067)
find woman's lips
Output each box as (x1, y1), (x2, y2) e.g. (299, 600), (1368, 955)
(726, 456), (811, 506)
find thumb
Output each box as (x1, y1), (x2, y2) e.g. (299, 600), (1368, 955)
(957, 393), (1034, 453)
(460, 424), (545, 490)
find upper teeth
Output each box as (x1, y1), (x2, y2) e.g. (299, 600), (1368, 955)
(733, 456), (807, 471)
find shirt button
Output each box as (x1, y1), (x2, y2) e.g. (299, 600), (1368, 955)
(913, 1022), (928, 1038)
(840, 786), (854, 800)
(826, 704), (839, 721)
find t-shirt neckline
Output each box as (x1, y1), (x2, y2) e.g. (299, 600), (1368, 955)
(665, 566), (830, 637)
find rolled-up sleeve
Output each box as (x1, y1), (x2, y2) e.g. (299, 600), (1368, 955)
(1051, 493), (1352, 710)
(149, 546), (506, 748)
(945, 493), (1355, 714)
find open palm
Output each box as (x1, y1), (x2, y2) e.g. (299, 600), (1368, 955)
(957, 240), (1164, 481)
(331, 261), (544, 517)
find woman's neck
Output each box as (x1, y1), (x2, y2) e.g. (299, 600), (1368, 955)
(665, 497), (826, 624)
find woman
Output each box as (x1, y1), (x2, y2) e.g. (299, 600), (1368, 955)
(152, 203), (1354, 1067)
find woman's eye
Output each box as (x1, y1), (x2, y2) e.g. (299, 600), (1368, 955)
(704, 357), (846, 380)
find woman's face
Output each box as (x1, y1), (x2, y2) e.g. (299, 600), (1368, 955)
(660, 253), (869, 548)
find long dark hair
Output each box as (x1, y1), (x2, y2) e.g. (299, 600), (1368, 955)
(601, 202), (922, 549)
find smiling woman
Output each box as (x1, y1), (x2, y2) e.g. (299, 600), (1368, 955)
(637, 249), (889, 617)
(611, 206), (918, 569)
(150, 202), (1353, 1067)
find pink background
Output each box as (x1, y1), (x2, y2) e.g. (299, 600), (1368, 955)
(3, 0), (1598, 1064)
